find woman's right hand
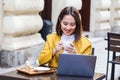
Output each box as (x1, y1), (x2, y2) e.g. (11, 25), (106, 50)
(56, 41), (63, 51)
(52, 41), (63, 56)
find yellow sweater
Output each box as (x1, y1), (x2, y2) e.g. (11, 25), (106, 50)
(38, 32), (92, 68)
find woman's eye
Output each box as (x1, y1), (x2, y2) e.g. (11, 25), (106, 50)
(63, 22), (68, 26)
(62, 22), (76, 26)
(70, 23), (75, 26)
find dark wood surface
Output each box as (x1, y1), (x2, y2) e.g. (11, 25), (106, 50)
(0, 70), (105, 80)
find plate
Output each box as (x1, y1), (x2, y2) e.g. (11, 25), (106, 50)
(33, 67), (50, 71)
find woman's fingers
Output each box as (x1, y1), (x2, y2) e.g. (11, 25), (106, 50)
(65, 43), (77, 54)
(56, 41), (64, 51)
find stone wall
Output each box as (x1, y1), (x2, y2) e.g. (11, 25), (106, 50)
(90, 0), (111, 38)
(90, 0), (120, 37)
(110, 0), (120, 33)
(0, 0), (45, 67)
(0, 0), (3, 47)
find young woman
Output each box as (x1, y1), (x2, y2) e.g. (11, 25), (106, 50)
(38, 6), (92, 68)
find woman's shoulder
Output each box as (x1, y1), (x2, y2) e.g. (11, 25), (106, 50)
(47, 32), (58, 37)
(80, 35), (92, 44)
(47, 32), (60, 39)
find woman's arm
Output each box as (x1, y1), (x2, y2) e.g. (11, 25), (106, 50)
(38, 40), (53, 65)
(38, 33), (63, 66)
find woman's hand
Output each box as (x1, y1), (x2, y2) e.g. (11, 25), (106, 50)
(65, 43), (77, 54)
(52, 41), (64, 56)
(55, 41), (64, 51)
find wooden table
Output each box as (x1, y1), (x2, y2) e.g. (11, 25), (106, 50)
(0, 70), (105, 80)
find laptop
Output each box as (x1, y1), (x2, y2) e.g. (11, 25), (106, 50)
(56, 54), (97, 77)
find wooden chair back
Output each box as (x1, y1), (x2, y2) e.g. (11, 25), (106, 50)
(107, 32), (120, 52)
(105, 32), (120, 80)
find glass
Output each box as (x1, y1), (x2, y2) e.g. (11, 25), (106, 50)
(25, 56), (39, 69)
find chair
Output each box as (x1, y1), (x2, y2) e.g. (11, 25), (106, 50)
(105, 32), (120, 80)
(92, 48), (95, 55)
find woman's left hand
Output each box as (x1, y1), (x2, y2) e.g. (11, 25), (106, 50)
(65, 43), (77, 54)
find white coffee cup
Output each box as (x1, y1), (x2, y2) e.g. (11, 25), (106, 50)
(62, 41), (72, 49)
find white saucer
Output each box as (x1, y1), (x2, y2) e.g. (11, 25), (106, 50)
(33, 67), (50, 71)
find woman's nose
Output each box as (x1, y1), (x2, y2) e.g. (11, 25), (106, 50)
(66, 25), (71, 29)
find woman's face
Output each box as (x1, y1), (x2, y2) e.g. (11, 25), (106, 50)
(61, 15), (76, 36)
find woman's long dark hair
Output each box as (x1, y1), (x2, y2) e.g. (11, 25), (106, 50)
(56, 6), (83, 41)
